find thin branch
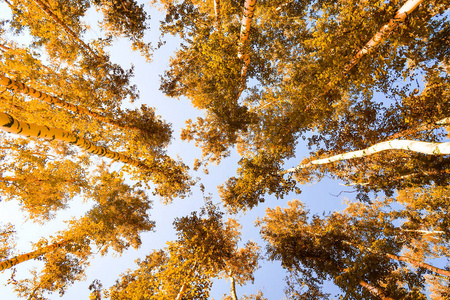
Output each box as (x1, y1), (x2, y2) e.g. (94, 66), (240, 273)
(388, 116), (450, 140)
(275, 0), (295, 11)
(31, 0), (101, 60)
(0, 111), (149, 170)
(329, 190), (357, 197)
(0, 44), (11, 51)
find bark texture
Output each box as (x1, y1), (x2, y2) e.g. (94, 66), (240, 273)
(284, 140), (450, 174)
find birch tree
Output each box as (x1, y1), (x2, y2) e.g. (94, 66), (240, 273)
(0, 240), (70, 272)
(109, 201), (260, 299)
(0, 111), (192, 201)
(7, 170), (155, 298)
(5, 0), (153, 62)
(0, 73), (172, 148)
(284, 140), (450, 174)
(156, 0), (449, 214)
(0, 223), (15, 261)
(258, 200), (435, 299)
(0, 136), (90, 221)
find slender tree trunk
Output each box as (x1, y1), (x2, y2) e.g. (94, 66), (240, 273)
(229, 276), (238, 300)
(0, 74), (138, 133)
(359, 279), (394, 300)
(385, 253), (450, 277)
(342, 240), (450, 277)
(31, 0), (100, 60)
(236, 0), (257, 100)
(283, 140), (450, 174)
(303, 0), (424, 111)
(342, 0), (424, 75)
(175, 262), (197, 300)
(0, 240), (68, 271)
(175, 283), (187, 300)
(388, 116), (450, 140)
(238, 0), (257, 59)
(0, 112), (148, 170)
(214, 0), (221, 29)
(399, 229), (446, 235)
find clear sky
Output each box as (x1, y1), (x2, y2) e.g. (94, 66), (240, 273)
(0, 2), (357, 299)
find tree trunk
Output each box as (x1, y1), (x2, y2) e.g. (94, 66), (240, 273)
(175, 283), (187, 300)
(0, 240), (69, 271)
(358, 280), (395, 300)
(230, 276), (238, 300)
(237, 0), (257, 59)
(236, 0), (257, 100)
(175, 262), (198, 300)
(0, 112), (148, 170)
(284, 140), (450, 174)
(214, 0), (221, 29)
(304, 0), (424, 111)
(342, 0), (424, 75)
(388, 116), (450, 140)
(0, 74), (135, 133)
(385, 253), (450, 277)
(31, 0), (100, 60)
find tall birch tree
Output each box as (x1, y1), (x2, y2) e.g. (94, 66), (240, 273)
(258, 200), (435, 299)
(6, 169), (155, 298)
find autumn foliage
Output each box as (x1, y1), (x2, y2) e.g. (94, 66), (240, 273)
(0, 0), (449, 298)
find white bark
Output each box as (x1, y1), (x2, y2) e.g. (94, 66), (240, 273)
(236, 0), (257, 100)
(230, 276), (238, 300)
(32, 0), (101, 60)
(284, 140), (450, 174)
(359, 280), (395, 300)
(237, 0), (257, 59)
(275, 0), (295, 11)
(175, 283), (187, 300)
(342, 0), (424, 75)
(303, 0), (424, 112)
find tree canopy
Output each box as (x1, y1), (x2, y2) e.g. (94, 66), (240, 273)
(0, 0), (448, 298)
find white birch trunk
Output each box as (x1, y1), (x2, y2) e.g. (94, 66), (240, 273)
(342, 0), (424, 75)
(0, 112), (148, 170)
(284, 140), (450, 174)
(236, 0), (257, 100)
(303, 0), (424, 112)
(0, 74), (132, 132)
(0, 240), (69, 271)
(230, 276), (238, 300)
(32, 0), (100, 60)
(237, 0), (257, 59)
(359, 280), (395, 300)
(175, 283), (187, 300)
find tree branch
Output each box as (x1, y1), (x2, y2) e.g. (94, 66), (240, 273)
(284, 140), (450, 174)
